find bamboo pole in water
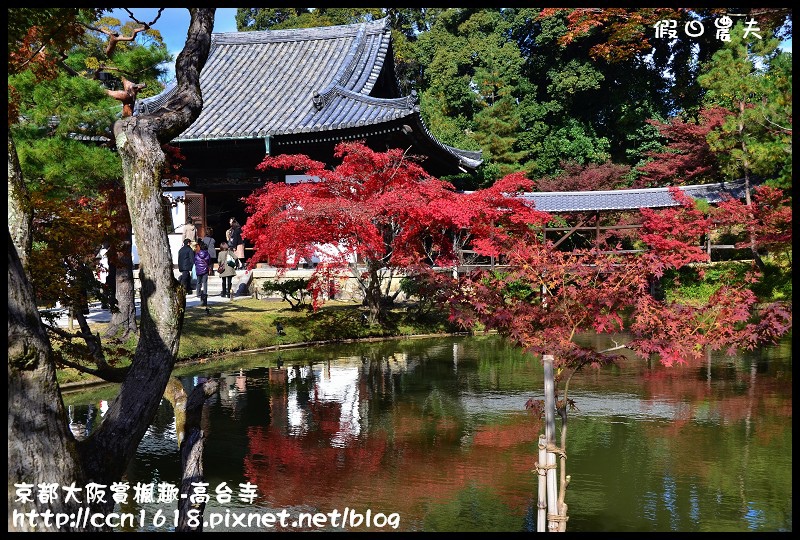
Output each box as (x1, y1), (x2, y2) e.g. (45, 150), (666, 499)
(537, 434), (547, 531)
(543, 354), (559, 532)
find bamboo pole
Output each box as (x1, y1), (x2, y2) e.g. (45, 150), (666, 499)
(557, 414), (569, 532)
(537, 434), (547, 532)
(543, 354), (558, 532)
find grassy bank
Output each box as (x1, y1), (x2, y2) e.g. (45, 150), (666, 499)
(57, 298), (461, 386)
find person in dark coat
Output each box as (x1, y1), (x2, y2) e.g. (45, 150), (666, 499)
(193, 241), (212, 307)
(226, 217), (245, 269)
(178, 238), (194, 293)
(201, 226), (216, 273)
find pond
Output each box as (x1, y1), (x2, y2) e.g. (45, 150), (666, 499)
(64, 333), (792, 532)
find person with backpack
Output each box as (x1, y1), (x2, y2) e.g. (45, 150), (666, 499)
(216, 241), (237, 298)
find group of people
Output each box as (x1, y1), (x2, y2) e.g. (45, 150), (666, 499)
(178, 217), (245, 303)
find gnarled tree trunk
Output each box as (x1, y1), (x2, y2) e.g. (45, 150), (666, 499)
(7, 8), (215, 531)
(8, 233), (86, 531)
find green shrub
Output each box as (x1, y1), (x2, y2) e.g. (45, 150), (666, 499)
(261, 278), (311, 310)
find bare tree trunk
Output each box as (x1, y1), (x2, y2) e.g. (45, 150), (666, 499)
(80, 7), (215, 485)
(365, 265), (384, 324)
(556, 403), (569, 532)
(738, 100), (765, 271)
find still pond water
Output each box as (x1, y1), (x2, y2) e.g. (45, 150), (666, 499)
(64, 334), (792, 532)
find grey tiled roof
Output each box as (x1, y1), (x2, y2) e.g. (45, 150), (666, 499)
(515, 179), (750, 212)
(135, 17), (482, 169)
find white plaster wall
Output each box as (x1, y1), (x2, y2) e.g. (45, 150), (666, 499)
(131, 189), (187, 266)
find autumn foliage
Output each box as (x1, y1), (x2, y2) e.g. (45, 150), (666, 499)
(538, 8), (691, 62)
(245, 143), (790, 364)
(447, 187), (792, 370)
(244, 142), (547, 319)
(713, 185), (793, 254)
(536, 161), (631, 192)
(28, 185), (113, 311)
(635, 107), (731, 188)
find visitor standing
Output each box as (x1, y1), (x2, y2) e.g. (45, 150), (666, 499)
(193, 241), (211, 306)
(178, 238), (194, 293)
(227, 217), (245, 269)
(183, 219), (197, 243)
(216, 242), (237, 298)
(201, 227), (216, 273)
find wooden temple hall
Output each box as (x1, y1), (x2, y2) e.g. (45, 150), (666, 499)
(135, 17), (482, 261)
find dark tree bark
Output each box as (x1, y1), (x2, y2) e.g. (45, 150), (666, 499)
(105, 188), (138, 339)
(8, 128), (32, 270)
(80, 3), (215, 487)
(7, 8), (215, 531)
(8, 233), (86, 531)
(175, 379), (218, 532)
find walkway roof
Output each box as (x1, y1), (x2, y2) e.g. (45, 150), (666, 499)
(513, 179), (750, 212)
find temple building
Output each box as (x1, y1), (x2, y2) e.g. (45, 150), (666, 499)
(135, 17), (482, 261)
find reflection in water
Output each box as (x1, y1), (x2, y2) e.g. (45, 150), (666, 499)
(66, 334), (792, 532)
(68, 400), (109, 440)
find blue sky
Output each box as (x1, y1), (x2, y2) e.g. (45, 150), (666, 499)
(110, 8), (238, 82)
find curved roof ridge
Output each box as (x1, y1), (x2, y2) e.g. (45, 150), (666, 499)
(409, 107), (483, 169)
(134, 81), (177, 115)
(313, 23), (368, 111)
(329, 86), (418, 110)
(442, 143), (483, 162)
(211, 17), (389, 45)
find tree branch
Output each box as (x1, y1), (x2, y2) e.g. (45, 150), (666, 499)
(56, 357), (129, 383)
(83, 9), (164, 57)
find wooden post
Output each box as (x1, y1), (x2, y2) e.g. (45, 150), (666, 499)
(595, 211), (600, 248)
(543, 354), (558, 532)
(537, 434), (547, 532)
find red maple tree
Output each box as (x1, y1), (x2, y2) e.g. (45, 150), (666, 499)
(244, 142), (547, 322)
(712, 185), (792, 254)
(634, 107), (730, 188)
(447, 187), (791, 370)
(536, 161), (631, 192)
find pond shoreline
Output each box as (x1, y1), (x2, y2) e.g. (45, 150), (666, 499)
(59, 329), (478, 394)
